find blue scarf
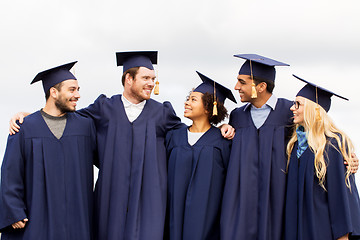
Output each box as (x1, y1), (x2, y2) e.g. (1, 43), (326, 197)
(296, 126), (308, 158)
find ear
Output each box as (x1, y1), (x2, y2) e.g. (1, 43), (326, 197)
(125, 73), (134, 86)
(49, 87), (58, 99)
(257, 82), (267, 93)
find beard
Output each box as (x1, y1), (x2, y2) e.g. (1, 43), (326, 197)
(55, 96), (76, 114)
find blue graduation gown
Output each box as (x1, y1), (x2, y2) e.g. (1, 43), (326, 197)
(220, 98), (293, 240)
(165, 126), (231, 240)
(285, 140), (360, 240)
(0, 111), (96, 240)
(77, 94), (183, 240)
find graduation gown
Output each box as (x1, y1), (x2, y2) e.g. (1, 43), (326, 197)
(0, 111), (96, 240)
(285, 140), (360, 240)
(165, 126), (231, 240)
(77, 94), (183, 240)
(220, 98), (293, 240)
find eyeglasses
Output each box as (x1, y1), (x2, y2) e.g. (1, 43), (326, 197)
(292, 100), (303, 109)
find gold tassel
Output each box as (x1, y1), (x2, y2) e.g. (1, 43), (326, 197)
(213, 101), (218, 116)
(250, 60), (257, 98)
(154, 80), (159, 95)
(316, 106), (321, 121)
(251, 81), (257, 98)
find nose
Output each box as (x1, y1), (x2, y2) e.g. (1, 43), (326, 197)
(234, 81), (240, 90)
(290, 104), (295, 111)
(148, 79), (155, 87)
(74, 90), (81, 99)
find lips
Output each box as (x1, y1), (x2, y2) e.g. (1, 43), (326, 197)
(144, 88), (152, 94)
(69, 99), (78, 107)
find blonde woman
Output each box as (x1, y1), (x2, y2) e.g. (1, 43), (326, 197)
(285, 75), (360, 240)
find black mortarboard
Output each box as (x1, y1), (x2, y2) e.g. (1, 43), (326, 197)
(294, 74), (348, 112)
(234, 54), (289, 81)
(31, 61), (77, 93)
(193, 71), (237, 104)
(116, 51), (158, 73)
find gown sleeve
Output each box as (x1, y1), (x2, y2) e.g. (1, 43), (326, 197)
(0, 129), (27, 231)
(89, 117), (99, 168)
(162, 101), (184, 132)
(325, 139), (359, 239)
(221, 139), (232, 170)
(77, 94), (107, 125)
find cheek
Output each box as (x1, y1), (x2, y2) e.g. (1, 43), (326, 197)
(197, 103), (207, 113)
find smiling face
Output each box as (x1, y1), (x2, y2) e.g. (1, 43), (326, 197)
(234, 74), (253, 103)
(290, 96), (305, 126)
(54, 79), (80, 113)
(128, 66), (155, 103)
(184, 91), (208, 121)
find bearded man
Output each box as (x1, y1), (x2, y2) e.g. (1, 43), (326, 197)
(0, 61), (97, 240)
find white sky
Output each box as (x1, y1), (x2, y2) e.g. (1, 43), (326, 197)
(0, 0), (359, 186)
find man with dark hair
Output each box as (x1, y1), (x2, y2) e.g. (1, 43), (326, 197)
(0, 62), (97, 240)
(220, 54), (293, 240)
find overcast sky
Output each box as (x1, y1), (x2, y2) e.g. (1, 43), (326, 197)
(1, 0), (359, 186)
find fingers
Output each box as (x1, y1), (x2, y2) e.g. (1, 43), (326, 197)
(9, 118), (21, 135)
(11, 218), (28, 229)
(219, 124), (236, 140)
(221, 127), (235, 140)
(351, 153), (359, 174)
(224, 128), (235, 140)
(345, 153), (359, 174)
(19, 115), (24, 124)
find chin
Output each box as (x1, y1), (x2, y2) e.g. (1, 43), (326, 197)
(184, 112), (194, 120)
(142, 94), (151, 100)
(293, 120), (303, 125)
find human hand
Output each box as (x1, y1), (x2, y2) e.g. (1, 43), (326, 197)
(11, 218), (28, 229)
(345, 153), (359, 174)
(9, 112), (30, 135)
(220, 124), (235, 140)
(337, 233), (349, 240)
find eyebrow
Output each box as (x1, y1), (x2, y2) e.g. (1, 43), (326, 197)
(68, 86), (79, 90)
(237, 77), (246, 83)
(190, 95), (199, 99)
(142, 74), (156, 79)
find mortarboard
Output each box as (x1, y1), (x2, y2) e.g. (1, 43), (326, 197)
(294, 74), (348, 112)
(116, 51), (158, 73)
(31, 61), (77, 93)
(234, 54), (289, 98)
(194, 71), (237, 115)
(234, 54), (289, 81)
(116, 51), (159, 94)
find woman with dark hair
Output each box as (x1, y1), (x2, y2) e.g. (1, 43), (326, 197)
(165, 72), (236, 240)
(285, 75), (360, 240)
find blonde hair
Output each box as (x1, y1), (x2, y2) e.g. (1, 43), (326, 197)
(286, 98), (354, 190)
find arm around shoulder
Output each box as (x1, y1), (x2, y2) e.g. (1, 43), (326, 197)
(163, 101), (184, 132)
(9, 112), (31, 135)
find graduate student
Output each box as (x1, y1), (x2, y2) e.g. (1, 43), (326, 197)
(285, 75), (360, 240)
(165, 72), (236, 240)
(0, 62), (97, 240)
(220, 54), (293, 240)
(76, 51), (185, 240)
